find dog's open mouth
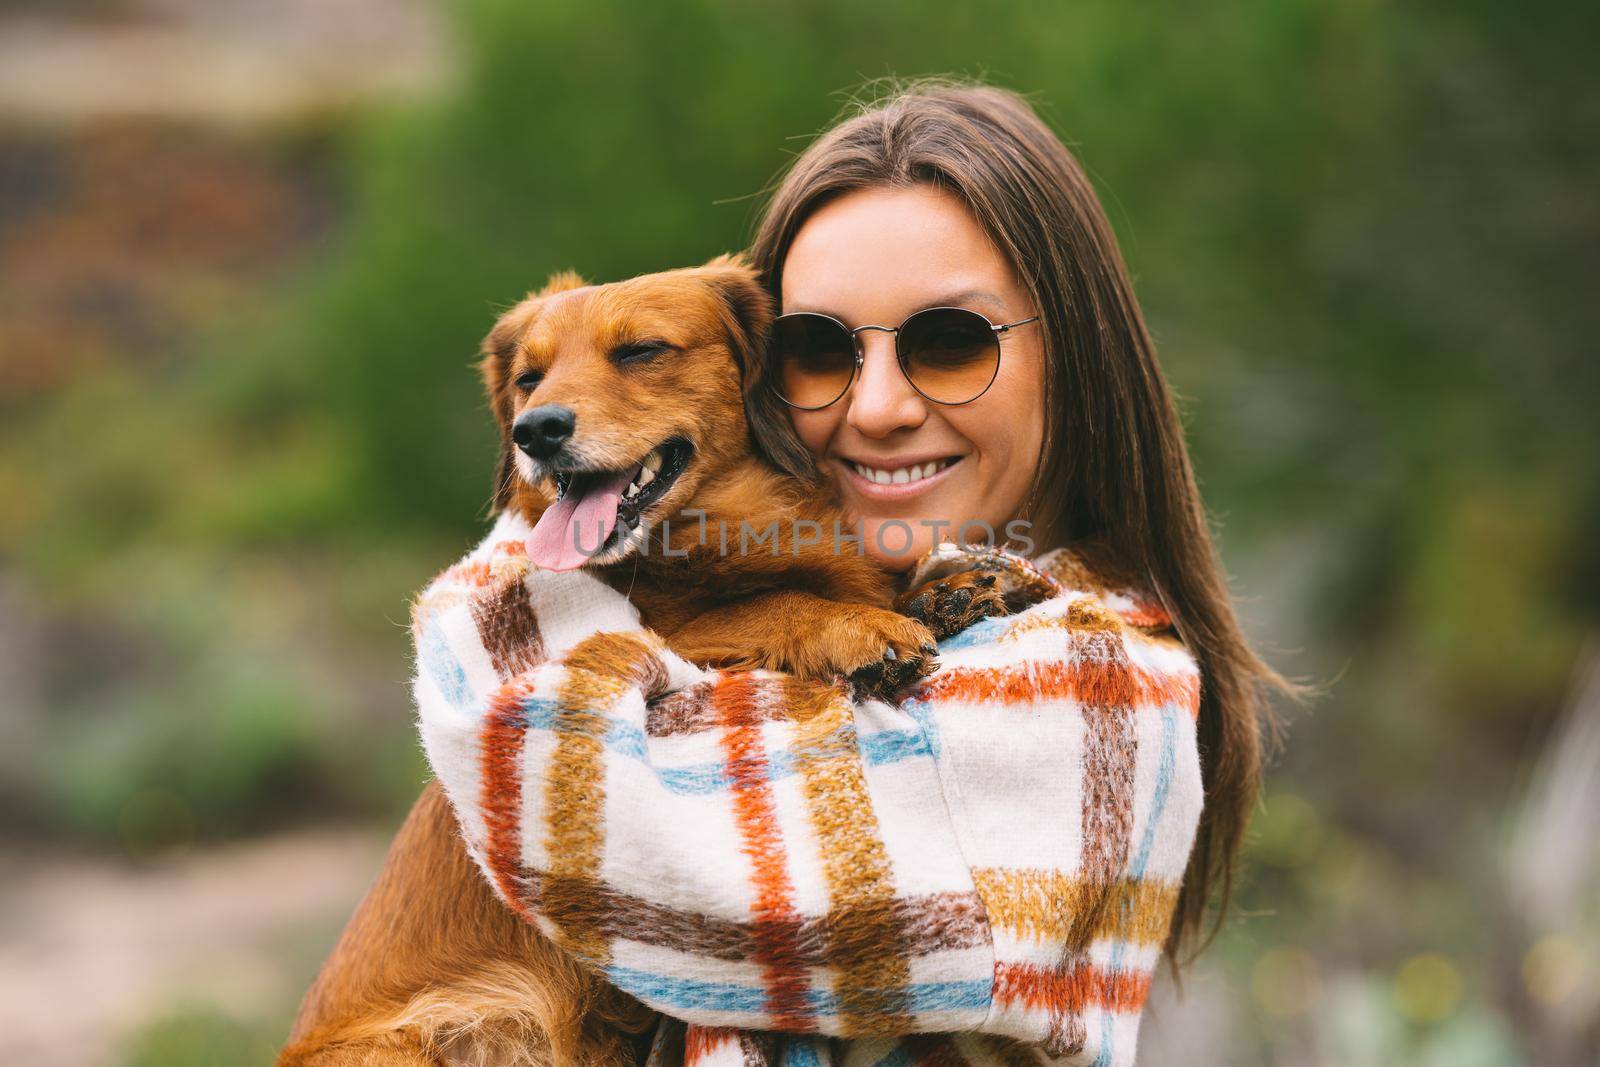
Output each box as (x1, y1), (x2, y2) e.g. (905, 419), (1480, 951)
(525, 437), (692, 571)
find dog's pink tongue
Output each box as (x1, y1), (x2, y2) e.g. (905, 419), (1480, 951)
(525, 470), (634, 571)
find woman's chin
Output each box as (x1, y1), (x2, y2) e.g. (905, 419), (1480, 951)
(855, 518), (935, 573)
(865, 542), (923, 573)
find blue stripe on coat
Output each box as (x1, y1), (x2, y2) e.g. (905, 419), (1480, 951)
(606, 966), (991, 1019)
(509, 696), (934, 795)
(417, 618), (473, 708)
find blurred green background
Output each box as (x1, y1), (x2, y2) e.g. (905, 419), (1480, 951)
(2, 0), (1596, 1064)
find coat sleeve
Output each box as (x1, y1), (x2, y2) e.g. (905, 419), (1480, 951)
(412, 520), (1204, 1063)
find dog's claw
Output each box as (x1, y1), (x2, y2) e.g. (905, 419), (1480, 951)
(850, 635), (938, 699)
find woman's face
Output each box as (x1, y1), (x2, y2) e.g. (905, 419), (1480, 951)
(781, 183), (1047, 570)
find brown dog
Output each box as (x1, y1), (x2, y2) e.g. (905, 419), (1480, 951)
(278, 257), (1002, 1065)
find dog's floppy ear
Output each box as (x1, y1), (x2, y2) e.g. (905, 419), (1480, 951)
(480, 299), (534, 513)
(699, 253), (818, 483)
(698, 252), (772, 370)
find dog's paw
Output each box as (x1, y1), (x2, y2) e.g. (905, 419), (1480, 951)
(896, 569), (1008, 641)
(767, 606), (937, 698)
(842, 610), (939, 698)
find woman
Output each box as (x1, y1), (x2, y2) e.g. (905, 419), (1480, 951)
(742, 81), (1292, 968)
(299, 81), (1295, 1066)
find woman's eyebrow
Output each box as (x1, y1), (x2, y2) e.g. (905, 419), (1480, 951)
(925, 287), (1007, 310)
(783, 289), (1011, 322)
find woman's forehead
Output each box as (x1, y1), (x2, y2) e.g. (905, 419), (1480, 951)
(782, 187), (1022, 321)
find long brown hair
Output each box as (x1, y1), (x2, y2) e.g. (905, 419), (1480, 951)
(745, 78), (1302, 964)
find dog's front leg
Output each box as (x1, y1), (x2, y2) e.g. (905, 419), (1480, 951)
(663, 589), (938, 694)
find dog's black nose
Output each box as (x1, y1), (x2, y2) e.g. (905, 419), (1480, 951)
(512, 404), (576, 459)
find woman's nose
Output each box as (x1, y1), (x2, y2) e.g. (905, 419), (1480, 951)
(846, 332), (927, 438)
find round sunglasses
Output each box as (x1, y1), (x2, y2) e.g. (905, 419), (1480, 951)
(770, 306), (1040, 410)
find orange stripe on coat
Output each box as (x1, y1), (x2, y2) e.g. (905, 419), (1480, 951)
(992, 959), (1154, 1016)
(480, 675), (538, 920)
(714, 673), (814, 1032)
(923, 658), (1200, 719)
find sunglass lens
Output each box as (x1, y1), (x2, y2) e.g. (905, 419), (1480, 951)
(774, 314), (855, 409)
(898, 308), (1000, 404)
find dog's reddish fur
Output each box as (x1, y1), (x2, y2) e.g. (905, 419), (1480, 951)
(277, 258), (978, 1065)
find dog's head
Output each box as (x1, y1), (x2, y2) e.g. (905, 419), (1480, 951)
(481, 253), (775, 570)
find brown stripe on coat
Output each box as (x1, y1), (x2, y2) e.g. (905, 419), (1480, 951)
(645, 678), (719, 735)
(1077, 630), (1137, 891)
(1045, 626), (1139, 1051)
(1046, 1000), (1088, 1060)
(646, 675), (842, 737)
(471, 574), (547, 675)
(519, 870), (988, 966)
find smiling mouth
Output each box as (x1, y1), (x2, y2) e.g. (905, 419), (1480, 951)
(526, 437), (693, 571)
(847, 457), (960, 486)
(841, 455), (965, 497)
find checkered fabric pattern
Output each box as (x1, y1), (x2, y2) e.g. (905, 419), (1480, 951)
(413, 511), (1203, 1066)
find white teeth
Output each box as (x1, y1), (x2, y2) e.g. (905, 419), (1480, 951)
(853, 459), (949, 485)
(622, 456), (659, 502)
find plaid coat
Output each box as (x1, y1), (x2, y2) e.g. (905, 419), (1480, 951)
(412, 512), (1204, 1066)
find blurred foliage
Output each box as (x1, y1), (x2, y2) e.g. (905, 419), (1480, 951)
(123, 1004), (281, 1067)
(1, 0), (1596, 1063)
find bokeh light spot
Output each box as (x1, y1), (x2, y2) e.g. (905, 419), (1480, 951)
(1522, 935), (1585, 1007)
(1394, 952), (1462, 1023)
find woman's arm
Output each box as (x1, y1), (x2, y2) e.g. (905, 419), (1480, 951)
(413, 517), (1204, 1060)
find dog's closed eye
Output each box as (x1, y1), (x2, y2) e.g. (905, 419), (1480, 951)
(514, 370), (544, 391)
(611, 339), (675, 366)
